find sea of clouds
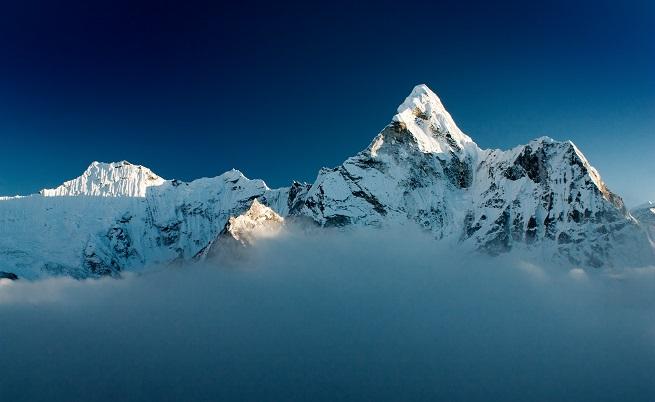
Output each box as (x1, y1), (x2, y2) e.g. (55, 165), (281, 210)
(1, 226), (654, 401)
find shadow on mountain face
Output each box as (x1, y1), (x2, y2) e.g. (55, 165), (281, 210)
(0, 227), (654, 402)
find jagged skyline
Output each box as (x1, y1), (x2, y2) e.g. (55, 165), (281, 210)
(1, 4), (654, 401)
(0, 1), (653, 206)
(2, 84), (653, 280)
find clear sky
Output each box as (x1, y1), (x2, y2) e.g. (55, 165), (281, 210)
(0, 0), (653, 206)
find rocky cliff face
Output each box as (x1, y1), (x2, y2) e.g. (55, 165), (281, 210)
(289, 85), (652, 268)
(0, 84), (653, 279)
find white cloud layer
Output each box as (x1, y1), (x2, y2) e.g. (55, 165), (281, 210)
(1, 226), (654, 401)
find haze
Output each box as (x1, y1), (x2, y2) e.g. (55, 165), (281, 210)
(1, 228), (653, 401)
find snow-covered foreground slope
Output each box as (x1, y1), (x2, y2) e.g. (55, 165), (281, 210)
(1, 84), (653, 278)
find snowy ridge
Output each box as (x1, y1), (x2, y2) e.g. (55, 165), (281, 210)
(0, 168), (280, 278)
(223, 199), (284, 245)
(40, 161), (165, 197)
(631, 202), (655, 247)
(0, 84), (653, 278)
(194, 199), (285, 261)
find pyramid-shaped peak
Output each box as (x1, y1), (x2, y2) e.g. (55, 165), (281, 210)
(226, 199), (284, 244)
(390, 84), (476, 154)
(247, 198), (269, 215)
(401, 84), (443, 106)
(397, 84), (457, 117)
(239, 199), (284, 224)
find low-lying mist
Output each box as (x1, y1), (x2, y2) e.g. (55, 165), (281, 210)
(1, 226), (654, 402)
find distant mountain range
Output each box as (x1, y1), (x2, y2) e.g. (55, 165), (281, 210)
(1, 85), (653, 279)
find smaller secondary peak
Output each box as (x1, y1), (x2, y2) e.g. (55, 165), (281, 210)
(632, 201), (655, 213)
(226, 199), (284, 244)
(391, 84), (476, 155)
(40, 161), (165, 198)
(242, 199), (280, 220)
(531, 136), (556, 144)
(221, 169), (247, 181)
(195, 199), (285, 261)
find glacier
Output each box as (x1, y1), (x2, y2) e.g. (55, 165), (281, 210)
(1, 84), (653, 279)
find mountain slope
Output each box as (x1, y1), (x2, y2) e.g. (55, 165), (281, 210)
(631, 202), (655, 247)
(0, 84), (652, 278)
(291, 85), (652, 268)
(0, 167), (288, 278)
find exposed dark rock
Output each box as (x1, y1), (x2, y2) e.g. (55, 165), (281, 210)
(512, 213), (524, 242)
(462, 211), (482, 239)
(324, 215), (351, 227)
(179, 202), (208, 217)
(514, 146), (548, 183)
(526, 216), (538, 244)
(483, 209), (512, 255)
(443, 156), (472, 188)
(156, 221), (182, 246)
(286, 181), (312, 215)
(0, 271), (18, 280)
(106, 226), (138, 261)
(569, 209), (582, 223)
(352, 156), (386, 172)
(391, 121), (407, 133)
(351, 190), (387, 215)
(558, 232), (572, 244)
(544, 214), (557, 240)
(503, 164), (525, 181)
(81, 244), (121, 278)
(412, 107), (430, 120)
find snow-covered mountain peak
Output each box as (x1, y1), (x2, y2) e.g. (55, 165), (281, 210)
(40, 161), (165, 197)
(528, 135), (556, 145)
(219, 198), (284, 245)
(512, 136), (622, 210)
(192, 199), (285, 261)
(221, 169), (251, 184)
(1, 84), (653, 279)
(225, 199), (285, 245)
(392, 84), (476, 155)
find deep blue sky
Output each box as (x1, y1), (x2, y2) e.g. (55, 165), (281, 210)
(1, 0), (653, 205)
